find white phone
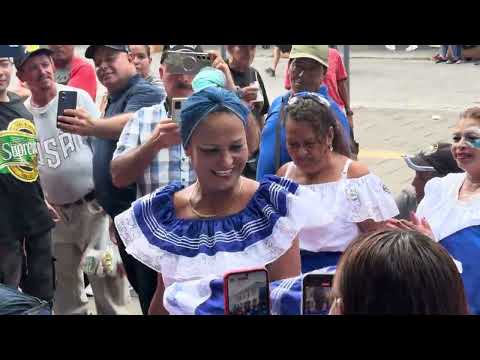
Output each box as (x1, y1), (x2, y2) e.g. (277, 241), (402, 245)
(171, 97), (188, 123)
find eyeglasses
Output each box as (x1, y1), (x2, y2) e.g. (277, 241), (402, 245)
(287, 92), (331, 108)
(290, 58), (323, 74)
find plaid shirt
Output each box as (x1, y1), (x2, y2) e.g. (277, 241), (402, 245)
(113, 101), (196, 198)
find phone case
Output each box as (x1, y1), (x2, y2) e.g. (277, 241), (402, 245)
(57, 91), (78, 119)
(301, 274), (334, 315)
(223, 267), (270, 315)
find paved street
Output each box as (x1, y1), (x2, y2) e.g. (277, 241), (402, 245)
(29, 45), (478, 314)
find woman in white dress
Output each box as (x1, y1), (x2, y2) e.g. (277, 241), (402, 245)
(388, 107), (480, 314)
(277, 92), (399, 273)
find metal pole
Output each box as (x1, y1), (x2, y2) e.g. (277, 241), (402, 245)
(343, 45), (351, 102)
(220, 45), (226, 60)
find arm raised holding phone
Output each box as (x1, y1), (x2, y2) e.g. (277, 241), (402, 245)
(111, 117), (181, 189)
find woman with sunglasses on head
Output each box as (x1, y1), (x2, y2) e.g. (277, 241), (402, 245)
(114, 87), (330, 314)
(277, 93), (399, 273)
(388, 107), (480, 314)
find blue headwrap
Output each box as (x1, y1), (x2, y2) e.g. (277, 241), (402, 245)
(180, 87), (250, 147)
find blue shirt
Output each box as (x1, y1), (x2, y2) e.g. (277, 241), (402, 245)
(256, 85), (351, 181)
(92, 74), (166, 218)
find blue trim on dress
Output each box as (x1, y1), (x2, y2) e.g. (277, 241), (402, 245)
(300, 250), (343, 273)
(132, 175), (299, 257)
(440, 225), (480, 315)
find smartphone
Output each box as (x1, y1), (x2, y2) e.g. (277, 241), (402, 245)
(302, 274), (334, 315)
(171, 97), (188, 124)
(164, 51), (213, 75)
(57, 91), (77, 124)
(224, 268), (270, 315)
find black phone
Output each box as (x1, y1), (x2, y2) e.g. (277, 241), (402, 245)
(224, 268), (270, 315)
(302, 274), (334, 315)
(57, 90), (77, 122)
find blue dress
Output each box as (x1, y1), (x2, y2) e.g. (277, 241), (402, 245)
(163, 267), (337, 315)
(114, 175), (331, 289)
(417, 173), (480, 314)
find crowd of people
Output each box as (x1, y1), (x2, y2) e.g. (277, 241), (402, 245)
(0, 44), (478, 316)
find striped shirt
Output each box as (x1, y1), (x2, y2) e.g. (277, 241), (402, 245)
(113, 101), (196, 198)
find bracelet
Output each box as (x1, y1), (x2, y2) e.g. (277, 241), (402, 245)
(346, 110), (354, 116)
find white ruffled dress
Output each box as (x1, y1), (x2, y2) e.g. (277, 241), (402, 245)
(286, 160), (399, 272)
(114, 175), (331, 288)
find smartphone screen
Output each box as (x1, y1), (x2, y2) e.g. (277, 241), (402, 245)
(302, 274), (334, 315)
(57, 91), (77, 120)
(225, 269), (270, 315)
(171, 97), (187, 124)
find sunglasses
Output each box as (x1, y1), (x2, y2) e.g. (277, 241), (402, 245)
(287, 92), (331, 108)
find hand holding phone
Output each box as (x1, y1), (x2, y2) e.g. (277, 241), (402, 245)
(171, 97), (187, 124)
(302, 274), (334, 315)
(224, 268), (270, 315)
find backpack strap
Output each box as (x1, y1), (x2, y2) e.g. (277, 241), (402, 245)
(274, 93), (291, 172)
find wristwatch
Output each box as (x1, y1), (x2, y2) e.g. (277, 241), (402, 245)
(346, 109), (354, 116)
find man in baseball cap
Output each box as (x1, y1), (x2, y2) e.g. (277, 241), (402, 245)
(84, 45), (130, 59)
(396, 142), (463, 220)
(256, 45), (352, 180)
(160, 45), (204, 64)
(13, 45), (54, 71)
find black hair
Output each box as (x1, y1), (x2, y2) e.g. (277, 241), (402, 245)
(282, 96), (351, 157)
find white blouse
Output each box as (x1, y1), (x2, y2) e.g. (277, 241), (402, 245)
(286, 160), (399, 252)
(416, 172), (480, 242)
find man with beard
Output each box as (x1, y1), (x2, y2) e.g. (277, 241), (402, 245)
(256, 45), (352, 180)
(56, 45), (165, 314)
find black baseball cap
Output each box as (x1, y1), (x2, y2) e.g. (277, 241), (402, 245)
(160, 45), (204, 63)
(403, 142), (463, 176)
(84, 45), (130, 59)
(13, 45), (53, 70)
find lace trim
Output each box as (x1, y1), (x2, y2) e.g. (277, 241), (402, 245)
(115, 189), (310, 286)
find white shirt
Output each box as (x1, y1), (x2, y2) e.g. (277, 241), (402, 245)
(416, 172), (480, 242)
(25, 84), (101, 205)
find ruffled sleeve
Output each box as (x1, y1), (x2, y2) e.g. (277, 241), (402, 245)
(342, 173), (399, 222)
(416, 176), (445, 220)
(114, 176), (331, 286)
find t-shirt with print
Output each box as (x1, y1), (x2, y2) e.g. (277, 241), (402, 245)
(0, 92), (54, 240)
(25, 84), (100, 205)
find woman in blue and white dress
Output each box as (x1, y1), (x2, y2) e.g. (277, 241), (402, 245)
(276, 93), (399, 273)
(393, 107), (480, 314)
(114, 87), (329, 314)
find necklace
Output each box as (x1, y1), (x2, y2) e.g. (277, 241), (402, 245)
(188, 179), (244, 219)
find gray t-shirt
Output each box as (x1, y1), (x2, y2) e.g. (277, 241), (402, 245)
(26, 84), (101, 205)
